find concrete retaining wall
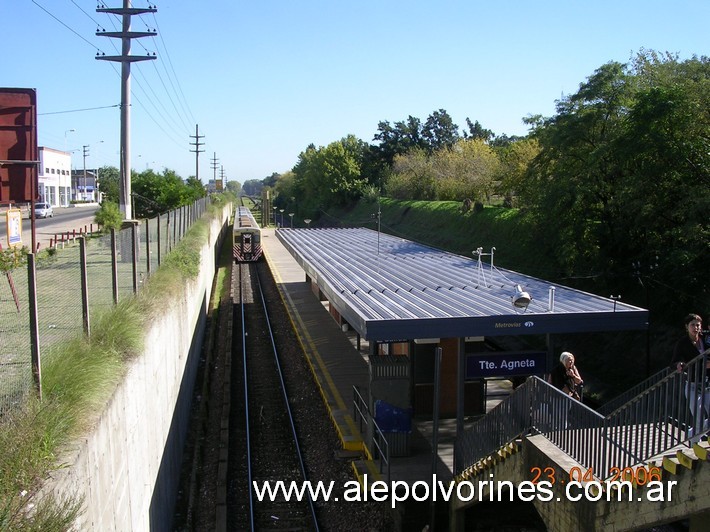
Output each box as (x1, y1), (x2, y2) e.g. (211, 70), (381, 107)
(43, 204), (230, 531)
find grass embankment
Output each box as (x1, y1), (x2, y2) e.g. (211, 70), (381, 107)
(0, 197), (229, 531)
(333, 198), (550, 277)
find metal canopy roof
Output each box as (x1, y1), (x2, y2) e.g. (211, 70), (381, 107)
(276, 228), (648, 342)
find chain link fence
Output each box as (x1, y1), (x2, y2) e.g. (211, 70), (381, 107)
(0, 198), (211, 417)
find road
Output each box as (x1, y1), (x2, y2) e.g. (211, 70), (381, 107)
(0, 205), (100, 251)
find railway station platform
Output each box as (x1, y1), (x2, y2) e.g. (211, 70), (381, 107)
(261, 227), (508, 486)
(260, 226), (710, 530)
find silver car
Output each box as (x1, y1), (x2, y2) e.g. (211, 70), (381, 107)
(35, 202), (54, 218)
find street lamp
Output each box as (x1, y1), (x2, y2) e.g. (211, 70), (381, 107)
(279, 208), (284, 227)
(272, 206), (277, 226)
(288, 213), (294, 228)
(304, 218), (311, 228)
(64, 129), (75, 151)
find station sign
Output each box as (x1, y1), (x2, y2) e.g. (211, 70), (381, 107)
(466, 350), (547, 379)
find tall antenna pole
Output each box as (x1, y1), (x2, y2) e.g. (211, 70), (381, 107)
(96, 1), (157, 220)
(189, 124), (205, 181)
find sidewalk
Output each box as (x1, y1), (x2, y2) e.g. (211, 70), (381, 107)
(33, 205), (101, 250)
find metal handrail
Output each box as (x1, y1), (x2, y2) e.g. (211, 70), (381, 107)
(456, 352), (709, 480)
(598, 366), (673, 415)
(353, 386), (391, 484)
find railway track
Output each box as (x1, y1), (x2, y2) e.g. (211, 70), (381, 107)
(228, 262), (319, 531)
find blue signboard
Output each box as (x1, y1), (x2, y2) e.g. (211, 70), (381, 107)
(466, 351), (547, 379)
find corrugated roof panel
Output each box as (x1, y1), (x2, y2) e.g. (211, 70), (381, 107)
(276, 228), (648, 341)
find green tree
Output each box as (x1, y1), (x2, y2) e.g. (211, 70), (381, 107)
(97, 165), (119, 203)
(422, 109), (460, 153)
(292, 136), (368, 216)
(522, 61), (635, 277)
(225, 180), (242, 195)
(389, 148), (436, 200)
(613, 53), (710, 311)
(372, 115), (426, 168)
(132, 168), (197, 218)
(422, 139), (498, 201)
(494, 137), (540, 206)
(185, 176), (206, 202)
(462, 118), (494, 142)
(521, 51), (709, 316)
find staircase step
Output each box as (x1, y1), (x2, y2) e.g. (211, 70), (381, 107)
(676, 449), (698, 470)
(662, 456), (684, 475)
(693, 440), (710, 461)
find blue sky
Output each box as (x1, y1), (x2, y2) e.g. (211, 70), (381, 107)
(6, 1), (708, 183)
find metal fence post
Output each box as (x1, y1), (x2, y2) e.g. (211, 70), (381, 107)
(172, 209), (177, 249)
(79, 237), (90, 336)
(27, 253), (42, 401)
(156, 214), (161, 266)
(180, 205), (183, 239)
(145, 218), (151, 276)
(111, 228), (119, 305)
(132, 223), (138, 294)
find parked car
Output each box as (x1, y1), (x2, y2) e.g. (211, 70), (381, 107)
(35, 202), (53, 218)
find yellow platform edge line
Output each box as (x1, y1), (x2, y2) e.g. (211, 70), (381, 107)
(265, 249), (365, 454)
(350, 459), (384, 488)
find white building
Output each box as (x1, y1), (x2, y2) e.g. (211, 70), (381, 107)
(38, 147), (72, 206)
(71, 169), (99, 202)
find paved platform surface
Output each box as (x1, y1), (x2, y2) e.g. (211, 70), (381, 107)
(262, 227), (512, 484)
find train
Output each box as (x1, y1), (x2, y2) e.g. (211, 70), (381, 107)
(233, 205), (263, 262)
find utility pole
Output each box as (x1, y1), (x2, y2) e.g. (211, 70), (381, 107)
(96, 1), (157, 220)
(189, 124), (204, 181)
(219, 165), (226, 191)
(210, 152), (219, 190)
(82, 145), (89, 201)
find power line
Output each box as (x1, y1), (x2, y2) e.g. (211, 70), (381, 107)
(34, 0), (199, 175)
(32, 0), (103, 53)
(69, 0), (105, 29)
(148, 11), (196, 126)
(39, 104), (120, 116)
(100, 2), (192, 138)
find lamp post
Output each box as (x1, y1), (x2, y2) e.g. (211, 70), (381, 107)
(288, 213), (294, 228)
(272, 206), (277, 227)
(82, 145), (89, 201)
(64, 129), (75, 151)
(279, 208), (284, 227)
(304, 218), (311, 228)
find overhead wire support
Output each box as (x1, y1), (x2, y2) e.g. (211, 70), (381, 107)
(95, 1), (158, 221)
(190, 124), (205, 182)
(210, 152), (219, 183)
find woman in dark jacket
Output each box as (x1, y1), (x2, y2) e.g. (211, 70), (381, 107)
(671, 313), (707, 371)
(549, 351), (584, 400)
(671, 313), (708, 437)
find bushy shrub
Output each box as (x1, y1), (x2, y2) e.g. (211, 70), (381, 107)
(361, 185), (380, 203)
(94, 202), (124, 233)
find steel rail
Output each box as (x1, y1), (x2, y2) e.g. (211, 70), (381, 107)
(239, 265), (255, 532)
(241, 263), (319, 531)
(252, 265), (320, 531)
